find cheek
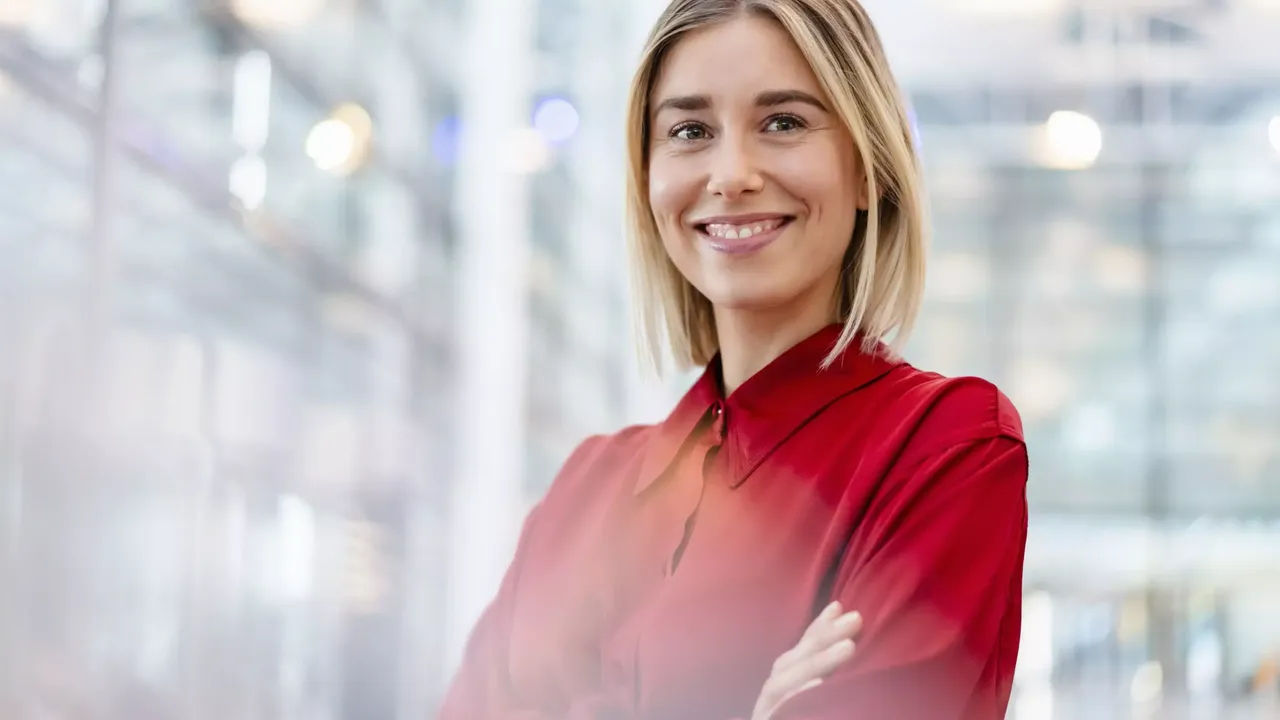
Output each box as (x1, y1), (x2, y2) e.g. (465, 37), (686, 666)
(790, 154), (860, 228)
(821, 157), (860, 203)
(647, 158), (697, 224)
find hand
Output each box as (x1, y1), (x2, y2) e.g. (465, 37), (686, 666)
(751, 601), (862, 720)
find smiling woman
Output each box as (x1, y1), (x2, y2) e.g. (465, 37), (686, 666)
(641, 14), (875, 389)
(627, 0), (927, 389)
(440, 2), (1028, 719)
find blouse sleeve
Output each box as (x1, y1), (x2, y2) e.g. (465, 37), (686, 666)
(437, 500), (545, 720)
(768, 433), (1029, 720)
(437, 436), (631, 720)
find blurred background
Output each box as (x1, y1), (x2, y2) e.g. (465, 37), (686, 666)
(1, 0), (1278, 718)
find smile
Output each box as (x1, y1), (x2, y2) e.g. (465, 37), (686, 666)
(695, 215), (794, 255)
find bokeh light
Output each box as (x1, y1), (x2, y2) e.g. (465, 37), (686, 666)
(1036, 110), (1103, 170)
(533, 97), (580, 145)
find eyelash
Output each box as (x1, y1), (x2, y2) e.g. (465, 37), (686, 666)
(667, 113), (808, 142)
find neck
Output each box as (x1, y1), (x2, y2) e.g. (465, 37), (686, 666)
(713, 297), (835, 396)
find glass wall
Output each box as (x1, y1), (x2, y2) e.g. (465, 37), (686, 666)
(0, 0), (1278, 718)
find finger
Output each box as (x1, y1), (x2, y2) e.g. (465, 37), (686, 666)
(761, 650), (848, 720)
(792, 610), (862, 661)
(793, 604), (843, 652)
(817, 611), (863, 648)
(812, 638), (856, 677)
(774, 604), (841, 674)
(765, 677), (823, 719)
(792, 677), (823, 697)
(804, 602), (841, 641)
(814, 601), (841, 627)
(766, 640), (854, 710)
(771, 638), (855, 698)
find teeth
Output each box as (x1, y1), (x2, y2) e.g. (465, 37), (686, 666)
(704, 218), (785, 240)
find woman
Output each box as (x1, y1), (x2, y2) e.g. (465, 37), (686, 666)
(441, 0), (1029, 718)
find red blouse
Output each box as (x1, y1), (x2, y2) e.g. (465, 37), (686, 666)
(440, 325), (1028, 720)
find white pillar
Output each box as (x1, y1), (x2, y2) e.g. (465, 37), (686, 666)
(447, 0), (536, 669)
(561, 1), (629, 437)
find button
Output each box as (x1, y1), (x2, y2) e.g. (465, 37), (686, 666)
(710, 403), (722, 419)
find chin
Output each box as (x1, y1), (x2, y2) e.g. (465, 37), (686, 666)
(700, 281), (797, 313)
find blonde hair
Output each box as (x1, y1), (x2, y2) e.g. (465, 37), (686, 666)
(625, 0), (928, 372)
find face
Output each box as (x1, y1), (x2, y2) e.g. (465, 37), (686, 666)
(647, 14), (868, 318)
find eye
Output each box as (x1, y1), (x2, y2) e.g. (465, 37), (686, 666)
(670, 122), (711, 142)
(764, 114), (807, 133)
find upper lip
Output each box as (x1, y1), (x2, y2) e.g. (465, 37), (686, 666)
(692, 213), (793, 227)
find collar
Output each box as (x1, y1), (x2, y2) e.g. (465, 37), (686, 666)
(633, 324), (903, 495)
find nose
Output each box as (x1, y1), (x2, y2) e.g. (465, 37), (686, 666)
(705, 135), (764, 199)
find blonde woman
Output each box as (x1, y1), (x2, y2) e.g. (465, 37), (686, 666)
(441, 1), (1028, 718)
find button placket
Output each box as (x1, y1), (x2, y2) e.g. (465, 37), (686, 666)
(659, 404), (725, 578)
(708, 402), (726, 445)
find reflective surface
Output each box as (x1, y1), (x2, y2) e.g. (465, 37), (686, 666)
(1, 0), (1279, 718)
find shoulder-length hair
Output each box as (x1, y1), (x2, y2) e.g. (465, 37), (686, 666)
(625, 0), (928, 371)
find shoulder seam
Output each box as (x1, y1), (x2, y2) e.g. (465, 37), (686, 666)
(931, 373), (1023, 442)
(991, 385), (1021, 439)
(924, 379), (1026, 450)
(894, 431), (1028, 485)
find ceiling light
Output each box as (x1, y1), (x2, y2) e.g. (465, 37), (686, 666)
(306, 103), (372, 175)
(232, 51), (273, 151)
(307, 119), (355, 173)
(1035, 111), (1103, 170)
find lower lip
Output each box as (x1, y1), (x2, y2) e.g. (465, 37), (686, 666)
(700, 220), (791, 255)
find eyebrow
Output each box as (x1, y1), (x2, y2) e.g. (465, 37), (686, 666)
(651, 89), (829, 116)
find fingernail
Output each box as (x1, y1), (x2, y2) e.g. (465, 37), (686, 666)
(834, 639), (855, 656)
(837, 611), (862, 630)
(825, 600), (842, 616)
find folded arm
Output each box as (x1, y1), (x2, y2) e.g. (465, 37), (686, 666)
(441, 432), (1028, 720)
(763, 434), (1029, 720)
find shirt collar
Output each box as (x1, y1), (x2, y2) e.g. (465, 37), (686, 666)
(633, 324), (904, 495)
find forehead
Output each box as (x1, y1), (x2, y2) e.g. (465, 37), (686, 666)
(650, 15), (824, 103)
